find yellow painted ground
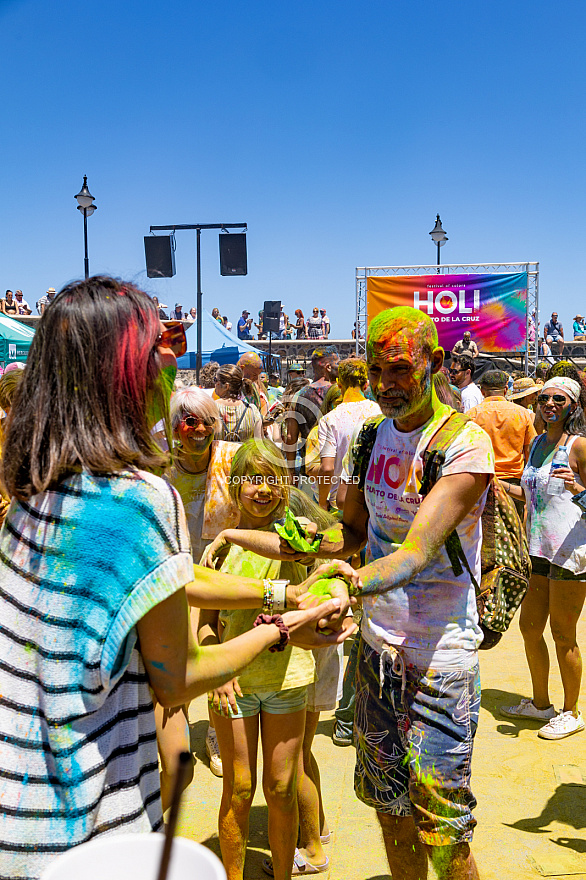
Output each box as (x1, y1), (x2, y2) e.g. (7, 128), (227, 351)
(175, 613), (586, 879)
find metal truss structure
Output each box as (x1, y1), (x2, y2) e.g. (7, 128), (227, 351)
(355, 262), (539, 375)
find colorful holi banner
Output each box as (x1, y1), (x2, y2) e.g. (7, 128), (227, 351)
(366, 272), (528, 353)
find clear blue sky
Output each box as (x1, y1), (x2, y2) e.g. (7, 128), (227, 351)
(1, 0), (585, 338)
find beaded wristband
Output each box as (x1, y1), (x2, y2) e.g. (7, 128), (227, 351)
(263, 579), (289, 612)
(262, 579), (274, 614)
(253, 613), (290, 652)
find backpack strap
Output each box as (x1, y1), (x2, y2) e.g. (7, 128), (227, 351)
(352, 415), (386, 491)
(222, 400), (250, 441)
(418, 411), (481, 586)
(234, 400), (250, 436)
(419, 412), (470, 495)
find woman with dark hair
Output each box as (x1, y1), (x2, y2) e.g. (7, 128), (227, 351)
(214, 363), (263, 442)
(294, 309), (306, 339)
(0, 276), (355, 880)
(306, 307), (324, 340)
(502, 376), (586, 739)
(1, 289), (18, 315)
(199, 360), (221, 390)
(534, 361), (586, 434)
(151, 294), (168, 320)
(0, 369), (24, 524)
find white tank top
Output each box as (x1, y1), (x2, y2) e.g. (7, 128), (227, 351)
(521, 434), (586, 573)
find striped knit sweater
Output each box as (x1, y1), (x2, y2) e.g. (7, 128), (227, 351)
(0, 470), (193, 880)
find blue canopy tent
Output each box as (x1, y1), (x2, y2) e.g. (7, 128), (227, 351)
(0, 315), (35, 369)
(177, 310), (279, 370)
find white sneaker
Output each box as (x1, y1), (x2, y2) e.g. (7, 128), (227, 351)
(538, 711), (585, 740)
(500, 698), (557, 721)
(205, 727), (223, 777)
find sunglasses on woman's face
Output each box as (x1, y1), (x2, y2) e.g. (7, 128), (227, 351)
(156, 321), (187, 357)
(537, 393), (569, 405)
(181, 414), (215, 428)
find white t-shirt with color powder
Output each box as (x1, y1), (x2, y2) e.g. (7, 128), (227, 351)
(460, 382), (483, 412)
(318, 398), (382, 504)
(361, 406), (494, 658)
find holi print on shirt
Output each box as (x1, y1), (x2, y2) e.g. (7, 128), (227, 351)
(360, 405), (494, 656)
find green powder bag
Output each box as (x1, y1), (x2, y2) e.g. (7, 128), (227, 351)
(274, 508), (323, 554)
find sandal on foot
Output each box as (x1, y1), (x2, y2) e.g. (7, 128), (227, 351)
(262, 849), (330, 876)
(320, 832), (331, 844)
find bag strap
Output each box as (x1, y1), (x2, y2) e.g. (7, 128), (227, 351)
(232, 400), (250, 437)
(221, 400), (250, 439)
(353, 415), (386, 491)
(352, 408), (481, 592)
(418, 411), (481, 593)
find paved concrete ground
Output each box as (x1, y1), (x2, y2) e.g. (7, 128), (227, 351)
(175, 614), (586, 879)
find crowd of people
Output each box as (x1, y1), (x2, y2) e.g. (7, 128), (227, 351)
(0, 278), (585, 880)
(234, 306), (333, 341)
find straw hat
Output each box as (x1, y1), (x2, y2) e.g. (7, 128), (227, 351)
(575, 314), (584, 320)
(507, 377), (541, 400)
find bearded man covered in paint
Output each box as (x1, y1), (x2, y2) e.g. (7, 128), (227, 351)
(230, 307), (491, 880)
(319, 307), (494, 879)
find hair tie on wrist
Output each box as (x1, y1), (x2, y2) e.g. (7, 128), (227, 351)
(254, 613), (290, 652)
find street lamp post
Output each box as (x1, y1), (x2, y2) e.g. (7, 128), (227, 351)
(429, 214), (448, 272)
(74, 176), (97, 279)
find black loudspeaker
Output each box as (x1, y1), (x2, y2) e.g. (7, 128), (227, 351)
(263, 300), (280, 334)
(144, 236), (176, 278)
(219, 233), (247, 276)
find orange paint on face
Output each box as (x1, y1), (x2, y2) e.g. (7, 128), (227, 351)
(366, 309), (440, 425)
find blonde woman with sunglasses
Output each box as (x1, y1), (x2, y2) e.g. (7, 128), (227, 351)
(163, 387), (239, 785)
(501, 376), (586, 739)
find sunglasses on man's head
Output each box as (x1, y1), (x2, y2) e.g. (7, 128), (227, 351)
(181, 414), (215, 428)
(156, 321), (187, 357)
(537, 393), (568, 405)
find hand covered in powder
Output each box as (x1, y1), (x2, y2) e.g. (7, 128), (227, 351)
(294, 560), (361, 628)
(283, 599), (358, 649)
(201, 532), (232, 569)
(208, 677), (242, 716)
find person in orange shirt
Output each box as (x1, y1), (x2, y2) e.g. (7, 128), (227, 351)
(467, 370), (537, 517)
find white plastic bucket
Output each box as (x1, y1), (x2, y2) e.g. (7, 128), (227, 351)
(40, 833), (226, 880)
